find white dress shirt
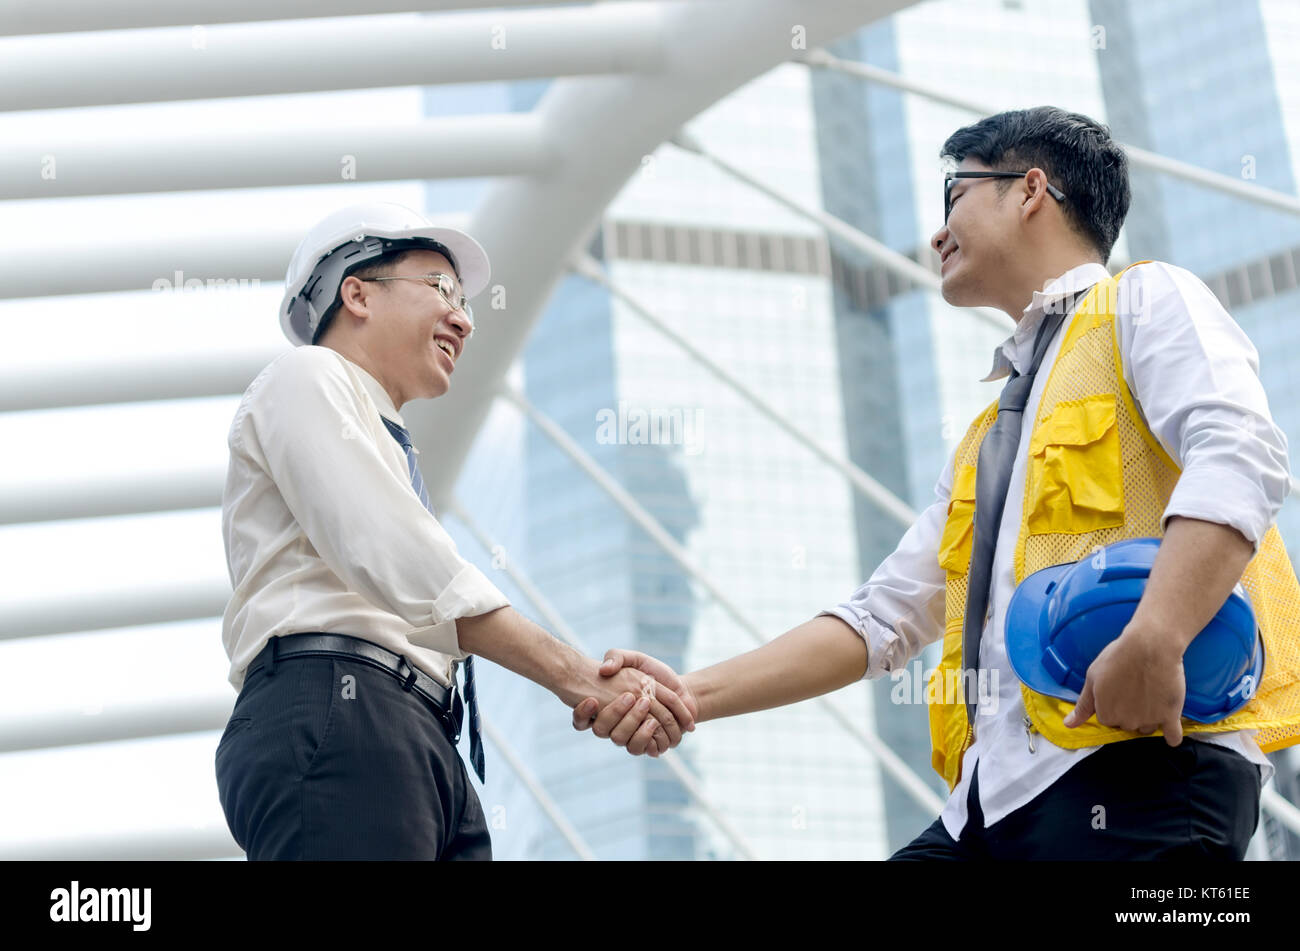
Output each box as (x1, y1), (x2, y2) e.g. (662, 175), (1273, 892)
(824, 261), (1284, 839)
(221, 345), (509, 693)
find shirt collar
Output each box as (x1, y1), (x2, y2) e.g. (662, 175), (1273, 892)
(980, 261), (1112, 382)
(328, 348), (405, 427)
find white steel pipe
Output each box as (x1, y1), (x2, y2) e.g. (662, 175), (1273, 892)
(405, 0), (911, 509)
(1, 114), (552, 199)
(0, 350), (280, 413)
(0, 5), (666, 112)
(0, 694), (233, 754)
(0, 0), (615, 36)
(0, 466), (225, 525)
(0, 578), (230, 640)
(0, 227), (297, 301)
(0, 214), (465, 302)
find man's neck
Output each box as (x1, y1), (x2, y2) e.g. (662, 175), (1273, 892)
(322, 340), (405, 410)
(1007, 252), (1103, 324)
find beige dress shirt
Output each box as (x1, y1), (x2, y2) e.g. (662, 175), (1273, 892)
(220, 345), (509, 692)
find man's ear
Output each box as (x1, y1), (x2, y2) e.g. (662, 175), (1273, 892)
(337, 275), (373, 322)
(1020, 168), (1052, 220)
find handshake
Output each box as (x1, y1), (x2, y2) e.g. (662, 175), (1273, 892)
(568, 649), (700, 757)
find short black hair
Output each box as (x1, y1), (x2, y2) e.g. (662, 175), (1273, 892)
(311, 247), (421, 345)
(939, 106), (1130, 264)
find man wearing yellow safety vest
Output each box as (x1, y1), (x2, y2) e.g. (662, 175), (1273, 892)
(576, 106), (1300, 860)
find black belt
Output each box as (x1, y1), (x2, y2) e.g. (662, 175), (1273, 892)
(246, 633), (464, 743)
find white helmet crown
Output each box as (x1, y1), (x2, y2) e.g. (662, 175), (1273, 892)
(280, 202), (490, 347)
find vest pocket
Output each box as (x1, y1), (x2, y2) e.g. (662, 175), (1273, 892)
(937, 463), (978, 574)
(1026, 394), (1125, 535)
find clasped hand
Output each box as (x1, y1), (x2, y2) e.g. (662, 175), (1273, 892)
(571, 650), (699, 756)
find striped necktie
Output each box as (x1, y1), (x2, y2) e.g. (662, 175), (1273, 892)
(381, 415), (485, 784)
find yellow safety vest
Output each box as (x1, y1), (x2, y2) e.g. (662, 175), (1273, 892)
(930, 260), (1300, 793)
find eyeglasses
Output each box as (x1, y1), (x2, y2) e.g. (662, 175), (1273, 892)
(361, 272), (474, 328)
(944, 170), (1066, 224)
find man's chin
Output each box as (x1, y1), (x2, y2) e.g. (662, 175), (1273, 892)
(427, 373), (452, 399)
(939, 280), (964, 306)
(940, 278), (983, 309)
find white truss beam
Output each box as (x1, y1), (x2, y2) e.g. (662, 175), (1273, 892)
(0, 5), (666, 112)
(403, 0), (911, 509)
(2, 113), (550, 200)
(0, 0), (615, 36)
(0, 578), (229, 640)
(0, 349), (277, 413)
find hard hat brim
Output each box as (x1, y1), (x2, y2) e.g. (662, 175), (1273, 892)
(393, 226), (491, 299)
(1005, 561), (1081, 703)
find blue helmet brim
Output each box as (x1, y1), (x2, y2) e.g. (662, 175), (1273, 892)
(1005, 561), (1080, 703)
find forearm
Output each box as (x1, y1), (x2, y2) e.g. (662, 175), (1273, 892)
(455, 606), (589, 705)
(1129, 515), (1255, 653)
(682, 615), (868, 723)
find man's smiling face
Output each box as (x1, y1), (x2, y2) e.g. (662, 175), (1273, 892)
(931, 158), (1022, 311)
(360, 248), (473, 404)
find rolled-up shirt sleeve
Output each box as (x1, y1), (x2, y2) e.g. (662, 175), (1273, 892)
(234, 348), (508, 656)
(819, 454), (952, 680)
(1119, 262), (1292, 555)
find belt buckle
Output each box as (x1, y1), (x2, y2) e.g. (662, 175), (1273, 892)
(398, 653), (459, 741)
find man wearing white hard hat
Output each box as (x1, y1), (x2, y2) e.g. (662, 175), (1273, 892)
(214, 202), (694, 860)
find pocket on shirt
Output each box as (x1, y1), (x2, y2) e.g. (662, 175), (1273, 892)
(937, 462), (978, 574)
(1025, 394), (1125, 536)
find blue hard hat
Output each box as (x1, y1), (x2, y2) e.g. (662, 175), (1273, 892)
(1005, 537), (1263, 723)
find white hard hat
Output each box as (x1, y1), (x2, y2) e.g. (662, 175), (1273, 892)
(280, 201), (491, 347)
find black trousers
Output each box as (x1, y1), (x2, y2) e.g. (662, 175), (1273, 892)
(890, 736), (1262, 860)
(215, 650), (491, 860)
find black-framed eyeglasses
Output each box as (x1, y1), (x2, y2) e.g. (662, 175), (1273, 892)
(361, 272), (474, 329)
(944, 170), (1066, 224)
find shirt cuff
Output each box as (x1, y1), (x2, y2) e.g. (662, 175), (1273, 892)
(406, 619), (469, 664)
(406, 564), (509, 663)
(432, 562), (510, 627)
(1162, 466), (1273, 555)
(818, 606), (902, 681)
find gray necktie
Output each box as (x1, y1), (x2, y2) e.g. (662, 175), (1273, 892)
(961, 288), (1089, 728)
